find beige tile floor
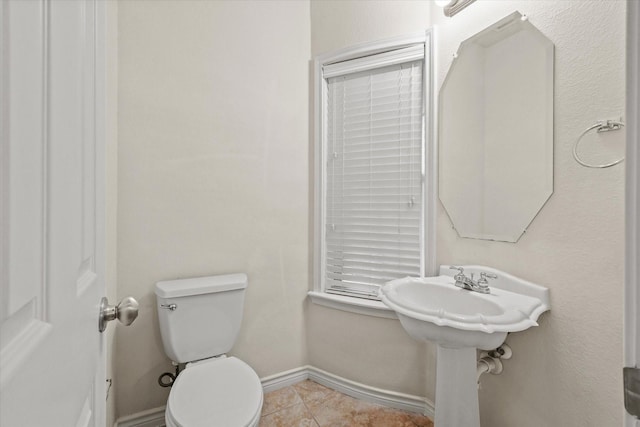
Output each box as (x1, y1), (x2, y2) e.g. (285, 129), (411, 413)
(259, 380), (434, 427)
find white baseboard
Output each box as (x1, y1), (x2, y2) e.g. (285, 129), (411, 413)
(262, 365), (434, 417)
(261, 365), (310, 393)
(115, 365), (434, 426)
(306, 366), (434, 417)
(114, 406), (165, 427)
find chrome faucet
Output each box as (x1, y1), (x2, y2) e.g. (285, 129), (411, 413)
(449, 266), (497, 294)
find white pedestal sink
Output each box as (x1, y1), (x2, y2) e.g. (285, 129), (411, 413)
(380, 265), (550, 427)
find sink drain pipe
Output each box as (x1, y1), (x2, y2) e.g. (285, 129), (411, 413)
(477, 344), (512, 383)
(477, 356), (502, 381)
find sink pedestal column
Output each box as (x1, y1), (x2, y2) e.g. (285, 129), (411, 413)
(434, 345), (480, 427)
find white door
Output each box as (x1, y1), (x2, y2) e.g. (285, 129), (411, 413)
(1, 0), (108, 426)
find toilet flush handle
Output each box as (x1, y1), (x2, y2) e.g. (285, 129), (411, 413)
(98, 296), (139, 333)
(160, 303), (177, 311)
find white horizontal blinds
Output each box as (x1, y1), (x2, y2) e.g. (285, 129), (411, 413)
(324, 48), (424, 299)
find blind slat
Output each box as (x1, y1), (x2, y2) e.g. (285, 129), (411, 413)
(327, 252), (420, 263)
(327, 241), (421, 252)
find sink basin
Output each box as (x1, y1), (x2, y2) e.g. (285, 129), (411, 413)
(380, 265), (550, 427)
(380, 271), (549, 350)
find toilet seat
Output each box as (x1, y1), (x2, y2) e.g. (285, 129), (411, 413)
(165, 357), (263, 427)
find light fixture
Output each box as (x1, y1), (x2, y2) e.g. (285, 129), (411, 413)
(436, 0), (476, 17)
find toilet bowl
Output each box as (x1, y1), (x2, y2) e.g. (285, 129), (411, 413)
(155, 274), (263, 427)
(164, 357), (263, 427)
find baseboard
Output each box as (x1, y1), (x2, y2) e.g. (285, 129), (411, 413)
(262, 365), (434, 417)
(114, 406), (165, 427)
(261, 365), (310, 393)
(306, 366), (434, 417)
(115, 365), (434, 426)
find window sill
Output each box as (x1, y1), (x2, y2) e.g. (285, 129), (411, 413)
(307, 291), (398, 319)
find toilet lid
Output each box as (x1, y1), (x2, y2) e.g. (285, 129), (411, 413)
(166, 357), (263, 427)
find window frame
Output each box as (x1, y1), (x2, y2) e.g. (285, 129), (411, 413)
(312, 31), (437, 315)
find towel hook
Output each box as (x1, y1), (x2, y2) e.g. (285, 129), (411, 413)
(573, 119), (625, 168)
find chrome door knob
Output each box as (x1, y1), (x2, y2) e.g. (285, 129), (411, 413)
(99, 296), (139, 333)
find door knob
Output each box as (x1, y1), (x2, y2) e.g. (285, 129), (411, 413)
(99, 296), (139, 333)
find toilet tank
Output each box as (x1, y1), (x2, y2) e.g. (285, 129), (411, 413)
(155, 273), (248, 363)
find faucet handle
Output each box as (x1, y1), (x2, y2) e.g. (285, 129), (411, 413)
(449, 266), (467, 284)
(479, 272), (498, 284)
(449, 266), (465, 280)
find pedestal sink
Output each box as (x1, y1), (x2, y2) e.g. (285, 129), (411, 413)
(380, 265), (550, 427)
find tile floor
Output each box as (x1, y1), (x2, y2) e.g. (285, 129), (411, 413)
(259, 380), (434, 427)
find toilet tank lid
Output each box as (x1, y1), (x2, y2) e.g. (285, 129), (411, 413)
(155, 273), (248, 298)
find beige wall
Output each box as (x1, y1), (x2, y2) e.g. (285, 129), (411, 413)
(114, 0), (625, 425)
(310, 0), (431, 54)
(309, 1), (625, 426)
(115, 0), (310, 417)
(432, 2), (625, 426)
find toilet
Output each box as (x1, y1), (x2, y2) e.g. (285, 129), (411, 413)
(155, 273), (263, 427)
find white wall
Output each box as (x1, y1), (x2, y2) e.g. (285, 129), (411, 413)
(433, 1), (625, 426)
(115, 0), (310, 417)
(308, 0), (436, 400)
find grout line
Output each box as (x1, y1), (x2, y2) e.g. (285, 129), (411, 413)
(292, 382), (321, 427)
(260, 385), (302, 417)
(260, 383), (321, 426)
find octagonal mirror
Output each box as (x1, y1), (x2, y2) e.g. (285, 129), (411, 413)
(439, 11), (554, 242)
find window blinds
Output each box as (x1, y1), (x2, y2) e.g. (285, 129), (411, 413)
(323, 47), (424, 299)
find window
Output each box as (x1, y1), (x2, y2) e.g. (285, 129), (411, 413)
(314, 34), (435, 303)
